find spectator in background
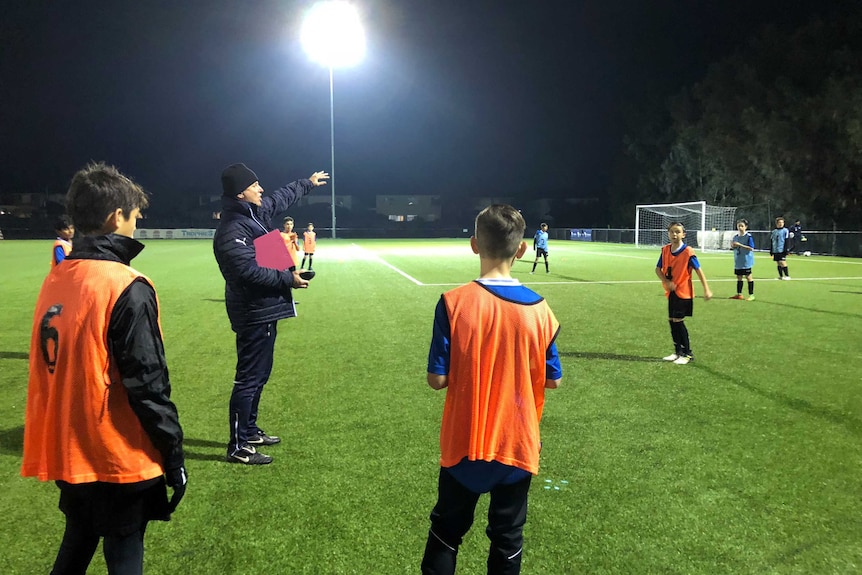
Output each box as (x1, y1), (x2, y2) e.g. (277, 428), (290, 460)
(788, 219), (803, 255)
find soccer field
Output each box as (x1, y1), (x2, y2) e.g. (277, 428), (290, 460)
(1, 238), (861, 574)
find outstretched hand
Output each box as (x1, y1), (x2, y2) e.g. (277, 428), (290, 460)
(309, 171), (330, 186)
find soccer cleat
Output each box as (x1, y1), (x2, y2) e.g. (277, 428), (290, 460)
(673, 355), (693, 365)
(747, 295), (756, 301)
(782, 276), (791, 280)
(226, 445), (273, 465)
(529, 271), (534, 275)
(729, 294), (744, 300)
(662, 353), (679, 361)
(247, 431), (281, 446)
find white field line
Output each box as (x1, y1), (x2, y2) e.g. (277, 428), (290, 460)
(350, 243), (424, 285)
(351, 244), (862, 287)
(421, 277), (862, 287)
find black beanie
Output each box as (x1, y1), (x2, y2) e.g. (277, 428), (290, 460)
(221, 163), (259, 197)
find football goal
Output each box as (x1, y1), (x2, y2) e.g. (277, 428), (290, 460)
(635, 201), (738, 249)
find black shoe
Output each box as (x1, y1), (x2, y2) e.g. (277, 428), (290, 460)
(226, 445), (273, 465)
(247, 431), (281, 446)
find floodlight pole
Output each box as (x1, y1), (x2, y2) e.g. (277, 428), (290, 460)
(329, 65), (336, 239)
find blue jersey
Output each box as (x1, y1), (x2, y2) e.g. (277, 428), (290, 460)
(534, 230), (548, 251)
(771, 228), (788, 253)
(732, 233), (755, 269)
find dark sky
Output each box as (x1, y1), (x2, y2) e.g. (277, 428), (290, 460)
(0, 0), (836, 205)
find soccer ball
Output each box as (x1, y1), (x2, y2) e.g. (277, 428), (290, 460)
(803, 251), (811, 257)
(789, 232), (795, 238)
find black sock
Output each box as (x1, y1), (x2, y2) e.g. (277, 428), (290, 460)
(302, 257), (307, 268)
(669, 321), (679, 353)
(678, 322), (691, 356)
(749, 281), (754, 295)
(545, 260), (549, 272)
(737, 280), (743, 294)
(532, 262), (537, 272)
(308, 257), (313, 269)
(777, 265), (783, 278)
(784, 266), (789, 276)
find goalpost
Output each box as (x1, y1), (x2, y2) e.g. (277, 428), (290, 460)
(635, 201), (738, 249)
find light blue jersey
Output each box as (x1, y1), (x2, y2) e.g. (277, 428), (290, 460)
(733, 233), (755, 269)
(534, 230), (548, 250)
(771, 227), (789, 253)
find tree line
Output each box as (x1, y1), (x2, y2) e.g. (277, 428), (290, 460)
(609, 6), (862, 231)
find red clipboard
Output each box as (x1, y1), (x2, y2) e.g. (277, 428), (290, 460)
(253, 230), (297, 270)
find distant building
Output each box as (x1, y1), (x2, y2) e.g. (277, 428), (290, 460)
(376, 195), (441, 222)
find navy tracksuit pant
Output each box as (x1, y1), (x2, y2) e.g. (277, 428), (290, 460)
(421, 467), (532, 575)
(228, 321), (277, 452)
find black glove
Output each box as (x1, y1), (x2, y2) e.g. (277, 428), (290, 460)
(166, 466), (188, 513)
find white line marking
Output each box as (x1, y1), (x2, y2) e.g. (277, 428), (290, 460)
(351, 243), (424, 285)
(418, 276), (862, 287)
(353, 243), (862, 286)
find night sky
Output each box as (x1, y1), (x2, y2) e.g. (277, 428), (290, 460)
(0, 0), (835, 207)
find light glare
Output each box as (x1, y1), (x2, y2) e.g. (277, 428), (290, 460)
(301, 2), (365, 68)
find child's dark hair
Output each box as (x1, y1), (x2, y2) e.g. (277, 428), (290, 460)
(66, 162), (148, 235)
(475, 204), (525, 259)
(54, 215), (73, 232)
(775, 216), (785, 223)
(667, 221), (685, 231)
(283, 216), (294, 224)
(736, 218), (748, 227)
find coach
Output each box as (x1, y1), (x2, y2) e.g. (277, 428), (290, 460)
(213, 163), (328, 465)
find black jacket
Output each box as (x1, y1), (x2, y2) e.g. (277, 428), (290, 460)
(66, 234), (185, 471)
(213, 179), (314, 331)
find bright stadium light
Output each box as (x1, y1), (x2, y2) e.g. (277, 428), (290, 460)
(301, 2), (365, 239)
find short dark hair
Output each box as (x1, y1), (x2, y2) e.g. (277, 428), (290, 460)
(54, 215), (73, 232)
(736, 219), (748, 227)
(475, 204), (525, 259)
(283, 216), (294, 224)
(667, 221), (685, 231)
(66, 162), (149, 235)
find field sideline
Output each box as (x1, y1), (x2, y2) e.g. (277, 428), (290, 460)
(1, 238), (861, 574)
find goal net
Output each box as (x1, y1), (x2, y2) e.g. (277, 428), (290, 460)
(635, 201), (738, 249)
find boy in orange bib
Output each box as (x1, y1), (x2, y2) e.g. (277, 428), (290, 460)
(655, 221), (713, 364)
(422, 204), (562, 574)
(22, 162), (186, 573)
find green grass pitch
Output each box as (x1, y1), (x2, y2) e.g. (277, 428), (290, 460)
(1, 238), (861, 574)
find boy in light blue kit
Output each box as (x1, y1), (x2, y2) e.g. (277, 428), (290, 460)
(770, 217), (791, 280)
(530, 223), (549, 274)
(730, 219), (756, 301)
